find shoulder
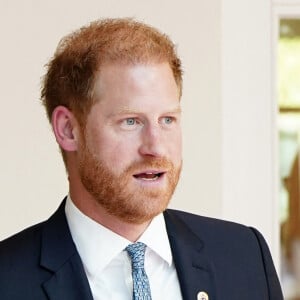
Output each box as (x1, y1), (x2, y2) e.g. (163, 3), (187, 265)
(0, 202), (68, 298)
(0, 220), (45, 249)
(164, 211), (283, 298)
(0, 221), (46, 267)
(165, 208), (252, 232)
(165, 208), (266, 249)
(0, 221), (49, 298)
(0, 200), (64, 266)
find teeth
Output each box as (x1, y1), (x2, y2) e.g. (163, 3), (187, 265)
(142, 173), (158, 179)
(142, 177), (158, 181)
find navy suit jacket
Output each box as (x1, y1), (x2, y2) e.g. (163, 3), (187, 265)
(0, 200), (283, 300)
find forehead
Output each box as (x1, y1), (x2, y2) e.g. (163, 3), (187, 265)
(92, 63), (180, 110)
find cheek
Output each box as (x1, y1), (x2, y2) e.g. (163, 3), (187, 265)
(88, 123), (141, 155)
(168, 131), (182, 159)
(100, 138), (139, 169)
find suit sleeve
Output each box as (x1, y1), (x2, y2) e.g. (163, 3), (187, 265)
(250, 227), (284, 300)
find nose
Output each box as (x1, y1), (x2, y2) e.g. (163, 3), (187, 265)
(138, 124), (165, 158)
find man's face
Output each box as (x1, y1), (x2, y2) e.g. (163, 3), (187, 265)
(78, 63), (182, 224)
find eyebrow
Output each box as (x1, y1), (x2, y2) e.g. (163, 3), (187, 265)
(108, 106), (182, 117)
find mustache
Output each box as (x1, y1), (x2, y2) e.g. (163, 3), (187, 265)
(124, 157), (174, 173)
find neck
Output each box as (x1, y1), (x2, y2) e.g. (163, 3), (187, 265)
(68, 173), (151, 242)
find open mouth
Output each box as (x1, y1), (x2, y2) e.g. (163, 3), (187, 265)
(133, 171), (165, 181)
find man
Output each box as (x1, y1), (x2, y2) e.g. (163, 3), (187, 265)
(0, 18), (283, 300)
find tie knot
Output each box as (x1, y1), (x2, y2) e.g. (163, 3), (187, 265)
(126, 242), (146, 269)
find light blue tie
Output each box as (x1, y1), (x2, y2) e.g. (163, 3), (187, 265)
(126, 242), (152, 300)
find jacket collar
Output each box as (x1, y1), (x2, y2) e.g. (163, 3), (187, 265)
(40, 199), (93, 300)
(39, 200), (216, 300)
(164, 209), (217, 300)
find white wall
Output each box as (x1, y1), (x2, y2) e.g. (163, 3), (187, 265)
(0, 0), (222, 237)
(221, 0), (280, 263)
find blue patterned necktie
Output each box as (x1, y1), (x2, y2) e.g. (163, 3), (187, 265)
(126, 242), (152, 300)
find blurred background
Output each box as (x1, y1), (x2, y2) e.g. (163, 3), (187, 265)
(279, 18), (300, 300)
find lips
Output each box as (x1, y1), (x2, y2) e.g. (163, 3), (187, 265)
(133, 171), (165, 181)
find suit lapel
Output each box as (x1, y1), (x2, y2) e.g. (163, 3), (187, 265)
(40, 200), (93, 300)
(164, 210), (217, 300)
(38, 201), (216, 300)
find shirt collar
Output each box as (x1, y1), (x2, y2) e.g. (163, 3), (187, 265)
(65, 196), (173, 275)
(138, 213), (173, 266)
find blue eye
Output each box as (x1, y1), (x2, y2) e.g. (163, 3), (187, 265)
(126, 118), (136, 125)
(164, 117), (173, 124)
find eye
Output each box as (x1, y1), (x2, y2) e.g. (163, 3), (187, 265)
(125, 118), (136, 125)
(119, 117), (142, 130)
(163, 117), (174, 124)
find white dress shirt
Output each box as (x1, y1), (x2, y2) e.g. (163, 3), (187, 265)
(65, 196), (183, 300)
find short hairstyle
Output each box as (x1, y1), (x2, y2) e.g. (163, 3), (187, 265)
(41, 18), (183, 124)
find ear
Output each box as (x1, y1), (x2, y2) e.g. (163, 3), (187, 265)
(51, 106), (81, 152)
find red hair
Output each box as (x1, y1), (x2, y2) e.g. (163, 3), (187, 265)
(41, 18), (182, 123)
